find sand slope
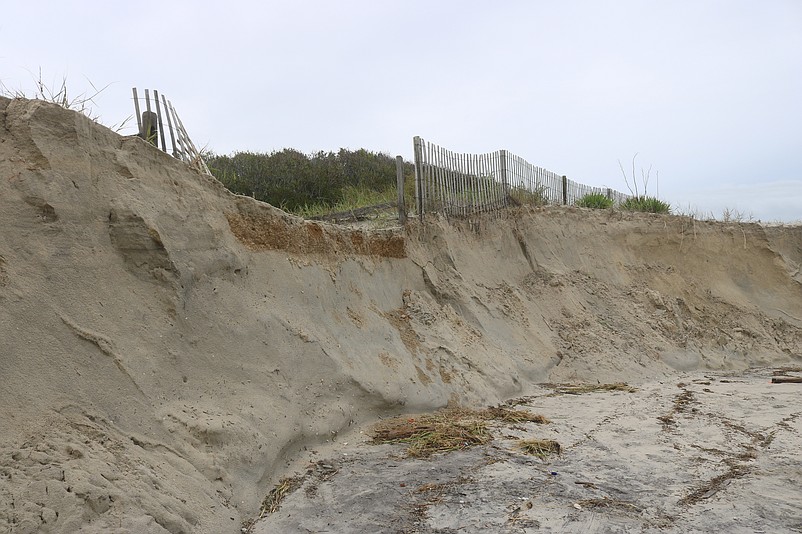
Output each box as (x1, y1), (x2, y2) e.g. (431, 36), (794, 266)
(0, 97), (800, 533)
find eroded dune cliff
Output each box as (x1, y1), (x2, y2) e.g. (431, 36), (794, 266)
(1, 97), (800, 533)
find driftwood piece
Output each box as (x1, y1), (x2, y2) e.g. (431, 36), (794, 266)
(771, 376), (802, 384)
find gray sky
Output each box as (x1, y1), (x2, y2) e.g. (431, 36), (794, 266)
(3, 1), (801, 222)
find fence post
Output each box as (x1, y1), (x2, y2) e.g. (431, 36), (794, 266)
(140, 90), (158, 146)
(606, 188), (612, 200)
(499, 150), (509, 207)
(139, 111), (158, 145)
(562, 176), (568, 205)
(396, 156), (407, 225)
(413, 136), (425, 221)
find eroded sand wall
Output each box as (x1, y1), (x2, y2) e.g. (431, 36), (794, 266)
(1, 97), (800, 533)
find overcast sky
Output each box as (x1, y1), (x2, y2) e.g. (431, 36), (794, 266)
(2, 1), (800, 222)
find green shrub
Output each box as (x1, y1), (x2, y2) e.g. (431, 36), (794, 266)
(621, 196), (671, 214)
(206, 148), (414, 213)
(577, 192), (614, 209)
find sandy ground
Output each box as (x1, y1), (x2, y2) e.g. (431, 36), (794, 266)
(1, 96), (801, 533)
(255, 368), (802, 533)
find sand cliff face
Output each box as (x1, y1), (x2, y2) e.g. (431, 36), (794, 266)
(0, 97), (800, 533)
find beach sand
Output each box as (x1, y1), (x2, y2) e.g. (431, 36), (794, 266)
(254, 368), (802, 533)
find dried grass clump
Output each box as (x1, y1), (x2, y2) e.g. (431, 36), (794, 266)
(372, 406), (551, 458)
(373, 407), (548, 458)
(372, 408), (491, 458)
(517, 438), (561, 458)
(480, 406), (550, 424)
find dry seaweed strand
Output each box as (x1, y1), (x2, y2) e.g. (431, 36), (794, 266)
(242, 475), (304, 533)
(576, 497), (639, 511)
(482, 406), (550, 424)
(260, 476), (304, 515)
(371, 406), (549, 458)
(517, 438), (562, 458)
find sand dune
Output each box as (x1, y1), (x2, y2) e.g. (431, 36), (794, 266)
(1, 97), (800, 533)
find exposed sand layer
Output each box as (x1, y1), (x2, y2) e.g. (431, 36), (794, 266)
(1, 97), (800, 533)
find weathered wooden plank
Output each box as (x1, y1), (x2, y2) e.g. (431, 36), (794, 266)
(412, 136), (424, 220)
(436, 145), (444, 215)
(172, 106), (198, 156)
(427, 142), (434, 214)
(440, 145), (449, 216)
(144, 89), (152, 119)
(476, 154), (484, 213)
(470, 152), (476, 214)
(153, 90), (167, 152)
(396, 155), (407, 224)
(458, 150), (467, 217)
(442, 145), (451, 216)
(132, 88), (142, 133)
(166, 100), (187, 159)
(433, 144), (442, 214)
(500, 150), (508, 208)
(161, 94), (178, 157)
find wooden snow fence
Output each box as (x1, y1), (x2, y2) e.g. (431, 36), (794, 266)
(132, 88), (210, 175)
(412, 136), (630, 220)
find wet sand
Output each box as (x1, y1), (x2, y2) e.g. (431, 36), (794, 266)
(255, 368), (802, 533)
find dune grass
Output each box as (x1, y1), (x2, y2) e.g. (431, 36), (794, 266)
(622, 195), (671, 214)
(0, 68), (132, 132)
(577, 192), (614, 209)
